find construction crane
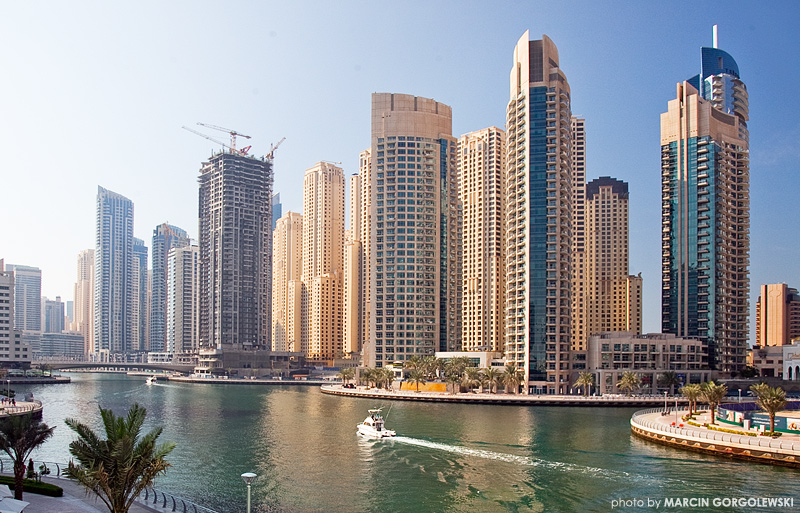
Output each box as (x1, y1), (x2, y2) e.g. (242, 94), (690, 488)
(266, 137), (286, 160)
(196, 122), (251, 154)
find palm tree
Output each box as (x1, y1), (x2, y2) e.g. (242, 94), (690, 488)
(360, 367), (376, 388)
(502, 364), (522, 394)
(679, 383), (702, 415)
(405, 355), (423, 372)
(407, 369), (426, 392)
(483, 367), (501, 394)
(463, 367), (482, 393)
(381, 368), (396, 391)
(616, 372), (641, 396)
(0, 413), (55, 500)
(65, 403), (175, 513)
(658, 371), (681, 396)
(445, 373), (462, 394)
(700, 381), (728, 425)
(337, 368), (355, 386)
(751, 384), (787, 434)
(573, 372), (595, 397)
(447, 356), (472, 378)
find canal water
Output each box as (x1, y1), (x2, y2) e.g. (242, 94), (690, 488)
(15, 374), (798, 512)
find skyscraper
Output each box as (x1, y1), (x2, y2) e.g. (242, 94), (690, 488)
(301, 162), (345, 361)
(5, 264), (41, 332)
(0, 261), (30, 365)
(367, 93), (461, 368)
(756, 284), (800, 347)
(72, 249), (94, 354)
(661, 27), (749, 373)
(582, 177), (642, 340)
(272, 211), (303, 352)
(132, 237), (148, 353)
(43, 296), (65, 333)
(94, 186), (135, 359)
(570, 117), (587, 351)
(150, 223), (190, 352)
(198, 152), (273, 350)
(506, 32), (573, 394)
(167, 244), (200, 354)
(458, 127), (506, 352)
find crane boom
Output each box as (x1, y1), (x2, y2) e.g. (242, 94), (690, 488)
(196, 122), (251, 152)
(182, 125), (231, 151)
(266, 137), (286, 160)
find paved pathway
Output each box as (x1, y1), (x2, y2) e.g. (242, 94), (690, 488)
(18, 476), (160, 513)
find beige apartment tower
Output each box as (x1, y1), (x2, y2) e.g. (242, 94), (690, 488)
(367, 92), (461, 368)
(506, 32), (572, 394)
(571, 117), (587, 350)
(72, 249), (94, 354)
(458, 127), (506, 352)
(301, 162), (345, 361)
(580, 177), (642, 347)
(756, 284), (800, 347)
(272, 212), (303, 352)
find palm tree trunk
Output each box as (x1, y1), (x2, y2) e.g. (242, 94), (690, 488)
(14, 459), (24, 500)
(770, 414), (775, 433)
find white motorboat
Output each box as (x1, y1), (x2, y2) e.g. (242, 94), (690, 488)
(357, 409), (396, 439)
(146, 376), (157, 385)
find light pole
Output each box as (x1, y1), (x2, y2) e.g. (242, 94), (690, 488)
(241, 472), (256, 513)
(5, 380), (8, 400)
(738, 389), (742, 403)
(664, 391), (668, 414)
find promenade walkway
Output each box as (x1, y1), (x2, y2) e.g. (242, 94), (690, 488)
(631, 407), (800, 467)
(321, 384), (688, 407)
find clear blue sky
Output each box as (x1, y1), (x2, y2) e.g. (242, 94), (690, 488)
(1, 1), (798, 342)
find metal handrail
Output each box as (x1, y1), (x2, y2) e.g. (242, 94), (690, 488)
(630, 408), (800, 453)
(0, 458), (221, 513)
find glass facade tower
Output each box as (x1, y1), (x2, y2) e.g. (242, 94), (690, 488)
(661, 30), (749, 373)
(506, 32), (573, 394)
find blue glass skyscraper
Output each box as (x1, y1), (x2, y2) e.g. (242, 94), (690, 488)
(661, 27), (749, 374)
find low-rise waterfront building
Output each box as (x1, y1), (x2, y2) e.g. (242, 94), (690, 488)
(39, 332), (84, 358)
(577, 332), (713, 394)
(749, 344), (785, 378)
(782, 341), (800, 381)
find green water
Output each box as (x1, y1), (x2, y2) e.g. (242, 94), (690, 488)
(15, 374), (798, 512)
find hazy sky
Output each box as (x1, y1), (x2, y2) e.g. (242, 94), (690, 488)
(1, 1), (798, 340)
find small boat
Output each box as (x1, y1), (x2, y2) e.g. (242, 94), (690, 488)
(357, 408), (396, 439)
(146, 376), (157, 385)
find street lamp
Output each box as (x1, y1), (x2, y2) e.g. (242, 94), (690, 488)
(241, 472), (256, 513)
(5, 380), (9, 400)
(664, 390), (668, 414)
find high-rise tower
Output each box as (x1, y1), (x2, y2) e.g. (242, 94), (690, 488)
(301, 162), (345, 362)
(367, 93), (461, 368)
(72, 249), (94, 354)
(272, 211), (303, 352)
(458, 127), (506, 352)
(582, 177), (642, 339)
(150, 223), (189, 353)
(506, 32), (573, 394)
(94, 186), (135, 359)
(198, 152), (273, 351)
(661, 27), (749, 373)
(167, 244), (199, 354)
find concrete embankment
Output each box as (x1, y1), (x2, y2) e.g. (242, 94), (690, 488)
(630, 408), (800, 468)
(168, 376), (330, 386)
(321, 384), (688, 407)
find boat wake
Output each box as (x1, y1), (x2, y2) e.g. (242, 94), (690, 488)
(391, 436), (669, 484)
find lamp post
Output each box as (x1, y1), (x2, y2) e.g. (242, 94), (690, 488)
(664, 391), (668, 414)
(5, 380), (8, 400)
(241, 472), (256, 513)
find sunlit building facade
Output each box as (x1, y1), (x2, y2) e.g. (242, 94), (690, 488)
(661, 30), (749, 374)
(506, 32), (573, 394)
(367, 93), (461, 368)
(458, 127), (506, 352)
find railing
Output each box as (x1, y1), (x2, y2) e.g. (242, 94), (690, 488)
(0, 399), (43, 417)
(631, 408), (800, 453)
(0, 458), (220, 513)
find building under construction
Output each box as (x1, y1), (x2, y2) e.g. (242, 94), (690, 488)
(198, 151), (274, 351)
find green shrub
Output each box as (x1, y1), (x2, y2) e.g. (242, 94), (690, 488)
(0, 475), (63, 497)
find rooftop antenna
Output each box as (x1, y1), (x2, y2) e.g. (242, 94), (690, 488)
(712, 24), (718, 49)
